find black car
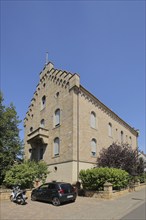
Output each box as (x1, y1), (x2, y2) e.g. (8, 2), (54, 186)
(31, 182), (77, 206)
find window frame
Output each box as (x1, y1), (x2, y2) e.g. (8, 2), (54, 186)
(41, 95), (46, 110)
(40, 119), (45, 128)
(90, 111), (96, 129)
(108, 123), (112, 137)
(91, 138), (97, 157)
(54, 108), (60, 127)
(53, 137), (60, 157)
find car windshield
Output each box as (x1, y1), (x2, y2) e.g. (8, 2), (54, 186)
(60, 184), (73, 193)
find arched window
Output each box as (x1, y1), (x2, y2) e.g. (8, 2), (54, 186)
(30, 127), (33, 132)
(40, 119), (45, 128)
(108, 123), (112, 137)
(90, 111), (96, 128)
(54, 137), (60, 156)
(126, 135), (128, 143)
(91, 138), (97, 157)
(129, 136), (132, 146)
(121, 131), (124, 143)
(41, 95), (46, 110)
(54, 109), (60, 127)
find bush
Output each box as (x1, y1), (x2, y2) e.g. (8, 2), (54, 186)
(4, 160), (49, 188)
(138, 173), (146, 183)
(79, 167), (129, 190)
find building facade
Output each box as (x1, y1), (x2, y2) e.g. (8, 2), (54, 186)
(24, 62), (139, 183)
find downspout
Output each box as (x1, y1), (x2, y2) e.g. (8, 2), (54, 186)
(77, 88), (79, 181)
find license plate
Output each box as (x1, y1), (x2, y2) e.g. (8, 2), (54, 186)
(67, 195), (73, 198)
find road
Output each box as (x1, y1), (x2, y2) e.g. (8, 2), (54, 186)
(121, 201), (146, 220)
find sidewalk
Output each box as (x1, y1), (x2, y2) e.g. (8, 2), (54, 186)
(93, 185), (146, 220)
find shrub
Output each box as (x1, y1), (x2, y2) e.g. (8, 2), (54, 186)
(79, 167), (129, 190)
(138, 173), (146, 183)
(4, 160), (49, 188)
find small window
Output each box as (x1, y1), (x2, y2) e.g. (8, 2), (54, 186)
(108, 123), (112, 137)
(91, 138), (97, 157)
(41, 95), (46, 110)
(30, 127), (33, 132)
(54, 109), (60, 127)
(90, 111), (96, 128)
(40, 119), (45, 128)
(129, 136), (132, 145)
(55, 92), (60, 98)
(121, 131), (124, 143)
(126, 135), (128, 143)
(54, 137), (60, 157)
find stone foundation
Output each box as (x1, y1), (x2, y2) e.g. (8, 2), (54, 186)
(0, 189), (32, 201)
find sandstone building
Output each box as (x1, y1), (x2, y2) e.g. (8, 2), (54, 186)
(24, 62), (139, 183)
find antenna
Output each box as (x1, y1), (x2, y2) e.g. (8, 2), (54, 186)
(45, 52), (49, 65)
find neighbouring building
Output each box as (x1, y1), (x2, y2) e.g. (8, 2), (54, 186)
(24, 62), (139, 183)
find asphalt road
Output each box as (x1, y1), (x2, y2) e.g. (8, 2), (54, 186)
(121, 201), (146, 220)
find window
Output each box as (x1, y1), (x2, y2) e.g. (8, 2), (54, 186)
(121, 131), (124, 143)
(39, 148), (44, 160)
(30, 127), (33, 132)
(54, 137), (60, 156)
(91, 138), (97, 157)
(116, 128), (118, 141)
(39, 184), (48, 190)
(54, 109), (60, 127)
(40, 119), (45, 128)
(90, 111), (96, 128)
(129, 136), (132, 146)
(126, 135), (128, 143)
(108, 123), (112, 137)
(55, 92), (60, 98)
(41, 95), (46, 110)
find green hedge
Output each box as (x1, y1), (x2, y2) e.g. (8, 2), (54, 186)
(138, 173), (146, 183)
(79, 167), (129, 190)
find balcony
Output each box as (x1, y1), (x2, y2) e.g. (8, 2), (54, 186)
(27, 127), (49, 144)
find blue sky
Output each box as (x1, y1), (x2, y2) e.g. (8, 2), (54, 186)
(1, 1), (145, 152)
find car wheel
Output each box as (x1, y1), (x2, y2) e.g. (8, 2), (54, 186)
(31, 194), (37, 201)
(52, 197), (61, 206)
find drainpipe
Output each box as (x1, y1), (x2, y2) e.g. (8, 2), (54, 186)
(77, 88), (80, 182)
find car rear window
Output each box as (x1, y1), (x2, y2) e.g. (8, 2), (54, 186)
(60, 184), (73, 193)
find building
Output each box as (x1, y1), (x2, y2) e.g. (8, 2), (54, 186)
(24, 62), (139, 183)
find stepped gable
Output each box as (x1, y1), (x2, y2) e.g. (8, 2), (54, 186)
(48, 68), (73, 88)
(24, 62), (79, 124)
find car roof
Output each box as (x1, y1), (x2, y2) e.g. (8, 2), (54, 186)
(46, 182), (71, 185)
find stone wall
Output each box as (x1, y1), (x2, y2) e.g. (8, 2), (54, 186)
(82, 183), (146, 199)
(0, 189), (32, 201)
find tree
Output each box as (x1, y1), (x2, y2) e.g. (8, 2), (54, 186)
(4, 160), (49, 188)
(97, 143), (141, 176)
(0, 92), (23, 184)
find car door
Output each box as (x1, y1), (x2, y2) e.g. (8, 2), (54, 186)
(36, 184), (49, 201)
(43, 183), (57, 202)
